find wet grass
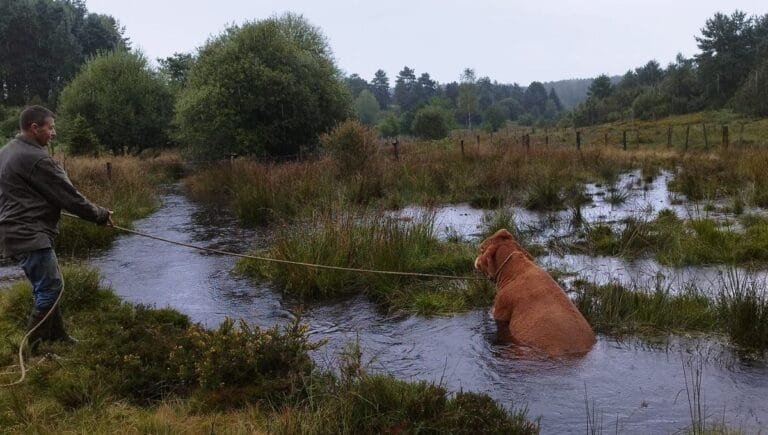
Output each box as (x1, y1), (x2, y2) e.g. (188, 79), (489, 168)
(0, 266), (535, 433)
(571, 269), (768, 354)
(235, 209), (491, 315)
(54, 152), (185, 257)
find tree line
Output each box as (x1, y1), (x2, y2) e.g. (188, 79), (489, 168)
(0, 2), (766, 159)
(571, 10), (768, 126)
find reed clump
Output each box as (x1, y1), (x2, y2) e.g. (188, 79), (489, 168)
(235, 209), (486, 314)
(572, 270), (768, 353)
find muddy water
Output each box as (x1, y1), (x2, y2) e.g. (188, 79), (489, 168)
(85, 187), (768, 434)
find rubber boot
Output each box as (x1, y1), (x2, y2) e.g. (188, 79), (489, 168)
(47, 306), (77, 344)
(25, 307), (52, 350)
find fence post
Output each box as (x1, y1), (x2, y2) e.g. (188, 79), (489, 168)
(460, 139), (465, 157)
(392, 139), (399, 161)
(622, 131), (627, 150)
(106, 162), (112, 180)
(667, 126), (672, 147)
(545, 135), (549, 146)
(604, 133), (608, 147)
(685, 125), (690, 151)
(476, 135), (480, 146)
(702, 123), (709, 149)
(722, 125), (729, 148)
(526, 134), (531, 152)
(576, 131), (581, 150)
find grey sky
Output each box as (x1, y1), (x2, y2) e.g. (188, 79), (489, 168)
(87, 0), (766, 85)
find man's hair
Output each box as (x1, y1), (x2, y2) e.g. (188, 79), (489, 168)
(19, 105), (55, 131)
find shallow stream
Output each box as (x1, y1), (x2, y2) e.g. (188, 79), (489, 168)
(81, 184), (768, 434)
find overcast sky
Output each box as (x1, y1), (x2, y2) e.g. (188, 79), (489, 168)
(86, 0), (766, 86)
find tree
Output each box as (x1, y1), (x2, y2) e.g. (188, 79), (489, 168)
(635, 60), (664, 86)
(412, 105), (450, 140)
(158, 52), (194, 95)
(377, 111), (399, 138)
(661, 54), (704, 114)
(415, 73), (438, 105)
(174, 13), (350, 158)
(457, 68), (478, 129)
(57, 50), (173, 154)
(0, 0), (125, 106)
(731, 55), (768, 116)
(483, 104), (507, 132)
(394, 66), (418, 112)
(370, 69), (390, 109)
(695, 10), (754, 105)
(548, 88), (563, 111)
(345, 73), (369, 99)
(523, 81), (548, 116)
(587, 74), (613, 99)
(354, 89), (380, 126)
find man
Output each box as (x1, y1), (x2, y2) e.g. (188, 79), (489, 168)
(0, 106), (113, 346)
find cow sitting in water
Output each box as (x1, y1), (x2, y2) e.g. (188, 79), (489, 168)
(474, 229), (596, 357)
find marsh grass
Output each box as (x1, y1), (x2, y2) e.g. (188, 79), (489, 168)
(572, 280), (718, 336)
(0, 266), (535, 433)
(235, 209), (484, 314)
(53, 153), (183, 256)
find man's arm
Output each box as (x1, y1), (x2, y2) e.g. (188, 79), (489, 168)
(28, 157), (111, 225)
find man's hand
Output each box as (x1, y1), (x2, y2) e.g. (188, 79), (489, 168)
(106, 210), (114, 227)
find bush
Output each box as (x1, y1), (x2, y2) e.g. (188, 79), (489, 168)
(321, 120), (379, 177)
(60, 114), (100, 155)
(175, 13), (350, 159)
(57, 49), (173, 155)
(412, 105), (451, 140)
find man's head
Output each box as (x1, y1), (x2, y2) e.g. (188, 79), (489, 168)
(20, 105), (56, 146)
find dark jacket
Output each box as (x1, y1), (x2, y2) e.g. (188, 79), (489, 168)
(0, 135), (109, 257)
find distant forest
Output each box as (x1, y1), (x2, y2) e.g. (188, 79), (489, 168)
(1, 2), (766, 157)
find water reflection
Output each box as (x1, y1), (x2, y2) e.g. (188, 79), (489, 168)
(88, 187), (768, 433)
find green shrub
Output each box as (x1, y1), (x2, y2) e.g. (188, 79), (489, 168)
(412, 105), (451, 140)
(57, 49), (173, 155)
(321, 119), (380, 177)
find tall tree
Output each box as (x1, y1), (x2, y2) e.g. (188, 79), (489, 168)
(353, 89), (380, 126)
(695, 10), (754, 105)
(345, 73), (369, 99)
(394, 66), (417, 112)
(635, 60), (665, 86)
(587, 74), (613, 99)
(415, 72), (437, 105)
(523, 81), (548, 116)
(0, 0), (125, 106)
(457, 68), (478, 129)
(370, 69), (390, 109)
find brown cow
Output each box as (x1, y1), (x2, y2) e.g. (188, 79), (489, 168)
(475, 229), (596, 357)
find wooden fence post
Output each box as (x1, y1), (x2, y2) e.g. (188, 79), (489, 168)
(722, 125), (729, 148)
(576, 131), (581, 150)
(622, 131), (627, 150)
(604, 133), (608, 147)
(685, 125), (690, 151)
(667, 126), (672, 147)
(460, 139), (465, 157)
(106, 162), (112, 180)
(702, 123), (709, 149)
(392, 139), (399, 161)
(526, 134), (531, 152)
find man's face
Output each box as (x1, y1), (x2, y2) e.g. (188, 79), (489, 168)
(30, 117), (56, 146)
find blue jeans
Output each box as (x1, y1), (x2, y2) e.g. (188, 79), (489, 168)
(14, 248), (63, 311)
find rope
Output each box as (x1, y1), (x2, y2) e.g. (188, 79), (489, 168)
(62, 213), (483, 281)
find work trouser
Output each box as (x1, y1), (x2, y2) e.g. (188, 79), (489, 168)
(14, 247), (63, 311)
